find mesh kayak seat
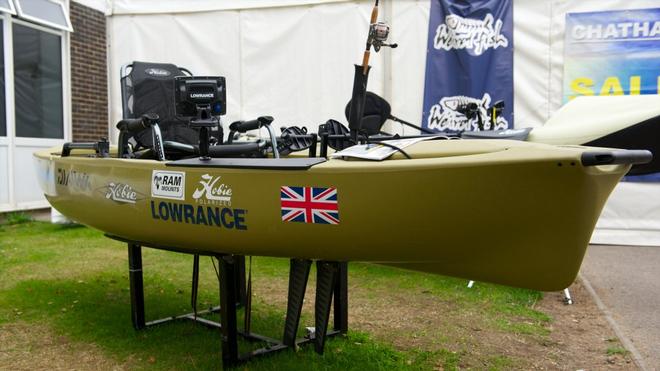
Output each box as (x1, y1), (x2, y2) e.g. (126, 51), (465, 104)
(120, 61), (198, 147)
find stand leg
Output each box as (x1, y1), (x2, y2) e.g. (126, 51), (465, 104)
(236, 255), (247, 307)
(563, 288), (573, 305)
(283, 259), (312, 346)
(128, 243), (145, 330)
(191, 255), (200, 316)
(333, 262), (348, 334)
(315, 261), (337, 354)
(219, 255), (239, 367)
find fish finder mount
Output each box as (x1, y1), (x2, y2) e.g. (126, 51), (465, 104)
(174, 76), (227, 160)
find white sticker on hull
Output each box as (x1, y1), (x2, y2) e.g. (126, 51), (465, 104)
(151, 170), (185, 200)
(105, 182), (139, 204)
(34, 157), (56, 196)
(192, 174), (232, 205)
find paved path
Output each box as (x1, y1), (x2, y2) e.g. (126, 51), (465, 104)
(580, 244), (660, 371)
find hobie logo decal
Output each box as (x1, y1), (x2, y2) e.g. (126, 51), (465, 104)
(151, 170), (185, 200)
(145, 68), (171, 77)
(105, 183), (138, 204)
(192, 174), (232, 205)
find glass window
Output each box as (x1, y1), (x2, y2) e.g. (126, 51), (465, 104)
(0, 0), (16, 15)
(0, 22), (5, 137)
(13, 23), (63, 139)
(15, 0), (71, 32)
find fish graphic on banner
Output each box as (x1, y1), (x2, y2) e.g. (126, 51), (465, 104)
(280, 186), (339, 225)
(422, 0), (514, 133)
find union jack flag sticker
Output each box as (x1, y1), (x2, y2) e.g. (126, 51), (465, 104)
(280, 186), (339, 224)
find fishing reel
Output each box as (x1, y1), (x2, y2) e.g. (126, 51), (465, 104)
(368, 22), (397, 52)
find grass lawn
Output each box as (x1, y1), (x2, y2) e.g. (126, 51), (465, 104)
(0, 221), (554, 370)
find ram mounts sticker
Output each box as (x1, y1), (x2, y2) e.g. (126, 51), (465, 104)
(151, 170), (185, 200)
(192, 174), (232, 206)
(280, 186), (339, 225)
(99, 182), (144, 204)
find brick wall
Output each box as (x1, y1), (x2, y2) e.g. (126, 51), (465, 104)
(70, 2), (108, 142)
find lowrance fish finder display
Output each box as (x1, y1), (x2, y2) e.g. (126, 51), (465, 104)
(174, 76), (226, 119)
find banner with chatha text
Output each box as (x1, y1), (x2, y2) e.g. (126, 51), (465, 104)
(564, 8), (660, 182)
(564, 8), (660, 103)
(421, 0), (513, 133)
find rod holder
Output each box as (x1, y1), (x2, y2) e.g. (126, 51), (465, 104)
(347, 64), (371, 143)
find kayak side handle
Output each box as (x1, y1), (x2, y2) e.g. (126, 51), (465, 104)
(62, 139), (110, 158)
(581, 150), (652, 167)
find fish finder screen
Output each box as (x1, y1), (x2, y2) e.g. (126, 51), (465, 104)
(174, 76), (227, 119)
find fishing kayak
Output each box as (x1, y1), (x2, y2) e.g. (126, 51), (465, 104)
(34, 139), (650, 291)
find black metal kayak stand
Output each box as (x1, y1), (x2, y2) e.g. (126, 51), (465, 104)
(110, 236), (348, 368)
(217, 257), (347, 367)
(125, 243), (245, 330)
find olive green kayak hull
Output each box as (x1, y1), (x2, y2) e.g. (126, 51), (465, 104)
(35, 140), (631, 291)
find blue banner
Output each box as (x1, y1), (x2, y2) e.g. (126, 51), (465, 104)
(564, 8), (660, 102)
(421, 0), (514, 133)
(564, 8), (660, 182)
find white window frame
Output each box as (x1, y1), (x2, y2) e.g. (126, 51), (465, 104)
(0, 13), (14, 212)
(0, 12), (71, 212)
(14, 0), (73, 32)
(0, 0), (16, 15)
(10, 17), (70, 143)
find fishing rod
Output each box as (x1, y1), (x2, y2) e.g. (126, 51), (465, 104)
(348, 0), (397, 142)
(360, 0), (379, 75)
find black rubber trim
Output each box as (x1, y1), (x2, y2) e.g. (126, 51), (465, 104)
(166, 157), (326, 170)
(581, 150), (652, 167)
(584, 115), (660, 175)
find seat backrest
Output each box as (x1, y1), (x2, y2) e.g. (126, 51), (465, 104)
(120, 61), (197, 146)
(344, 91), (391, 136)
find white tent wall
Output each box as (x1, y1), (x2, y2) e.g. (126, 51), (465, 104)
(106, 0), (660, 246)
(107, 1), (386, 142)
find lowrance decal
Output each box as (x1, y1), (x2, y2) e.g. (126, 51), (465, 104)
(190, 93), (215, 99)
(151, 170), (185, 200)
(150, 201), (247, 230)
